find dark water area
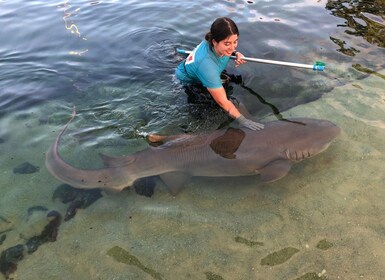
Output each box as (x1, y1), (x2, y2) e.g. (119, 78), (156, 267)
(1, 0), (384, 129)
(0, 1), (180, 116)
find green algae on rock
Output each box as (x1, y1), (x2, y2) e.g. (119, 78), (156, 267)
(234, 236), (264, 247)
(352, 64), (385, 80)
(107, 246), (163, 280)
(316, 239), (334, 250)
(205, 271), (224, 280)
(352, 84), (363, 89)
(260, 247), (299, 266)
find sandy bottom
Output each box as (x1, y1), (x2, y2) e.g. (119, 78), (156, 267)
(1, 71), (385, 280)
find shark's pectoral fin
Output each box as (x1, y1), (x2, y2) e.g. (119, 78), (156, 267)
(259, 159), (293, 183)
(209, 128), (245, 159)
(160, 172), (191, 196)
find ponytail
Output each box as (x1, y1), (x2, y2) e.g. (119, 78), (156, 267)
(205, 17), (239, 47)
(205, 32), (212, 42)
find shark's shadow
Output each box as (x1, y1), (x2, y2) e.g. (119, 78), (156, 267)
(240, 84), (307, 126)
(240, 83), (284, 120)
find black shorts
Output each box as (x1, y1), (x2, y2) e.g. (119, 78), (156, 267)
(184, 72), (241, 107)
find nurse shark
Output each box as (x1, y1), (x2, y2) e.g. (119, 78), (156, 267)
(45, 108), (340, 195)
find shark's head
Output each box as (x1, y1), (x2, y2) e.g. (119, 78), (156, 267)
(281, 118), (341, 162)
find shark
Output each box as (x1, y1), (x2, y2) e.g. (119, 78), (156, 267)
(45, 108), (340, 195)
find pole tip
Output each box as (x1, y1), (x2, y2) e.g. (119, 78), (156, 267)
(313, 61), (326, 71)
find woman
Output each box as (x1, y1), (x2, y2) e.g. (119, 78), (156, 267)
(175, 17), (264, 131)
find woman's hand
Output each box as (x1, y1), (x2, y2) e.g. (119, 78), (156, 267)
(236, 115), (264, 130)
(234, 51), (246, 67)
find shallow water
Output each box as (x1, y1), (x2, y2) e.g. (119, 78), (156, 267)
(1, 0), (385, 279)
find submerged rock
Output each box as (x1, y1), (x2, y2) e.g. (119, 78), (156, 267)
(0, 244), (26, 278)
(13, 162), (40, 174)
(25, 210), (62, 253)
(52, 184), (103, 221)
(19, 207), (50, 240)
(27, 206), (49, 217)
(18, 208), (62, 246)
(0, 209), (62, 278)
(52, 184), (79, 203)
(64, 200), (84, 221)
(0, 234), (6, 245)
(52, 184), (79, 204)
(42, 210), (62, 241)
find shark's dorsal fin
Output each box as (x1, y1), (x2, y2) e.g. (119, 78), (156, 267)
(259, 159), (293, 183)
(148, 134), (184, 144)
(148, 134), (202, 148)
(98, 153), (135, 168)
(160, 172), (191, 196)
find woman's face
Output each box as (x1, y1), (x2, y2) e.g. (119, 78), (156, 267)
(213, 34), (238, 57)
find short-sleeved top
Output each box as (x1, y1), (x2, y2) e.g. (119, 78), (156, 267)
(175, 40), (230, 89)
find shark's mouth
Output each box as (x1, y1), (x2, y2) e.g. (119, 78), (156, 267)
(285, 149), (313, 161)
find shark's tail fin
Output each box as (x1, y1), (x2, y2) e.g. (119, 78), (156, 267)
(56, 106), (77, 145)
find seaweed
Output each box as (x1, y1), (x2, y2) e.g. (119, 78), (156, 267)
(234, 236), (264, 247)
(352, 64), (385, 80)
(205, 271), (225, 280)
(316, 239), (334, 250)
(107, 246), (163, 280)
(260, 247), (299, 266)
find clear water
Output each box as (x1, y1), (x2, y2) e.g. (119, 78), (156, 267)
(0, 0), (384, 279)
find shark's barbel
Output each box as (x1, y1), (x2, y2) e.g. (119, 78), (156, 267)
(45, 108), (340, 195)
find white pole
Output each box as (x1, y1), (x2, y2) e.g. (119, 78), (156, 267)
(177, 49), (325, 71)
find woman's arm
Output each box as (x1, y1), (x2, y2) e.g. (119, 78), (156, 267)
(207, 87), (241, 118)
(207, 87), (264, 130)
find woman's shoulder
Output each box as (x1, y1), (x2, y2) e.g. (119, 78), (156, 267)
(194, 41), (210, 58)
(187, 41), (217, 71)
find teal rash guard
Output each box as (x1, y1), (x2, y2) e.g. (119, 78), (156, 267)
(175, 40), (230, 89)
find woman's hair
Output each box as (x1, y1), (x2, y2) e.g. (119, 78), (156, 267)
(205, 17), (239, 46)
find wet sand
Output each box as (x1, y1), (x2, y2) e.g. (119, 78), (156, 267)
(1, 71), (385, 279)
